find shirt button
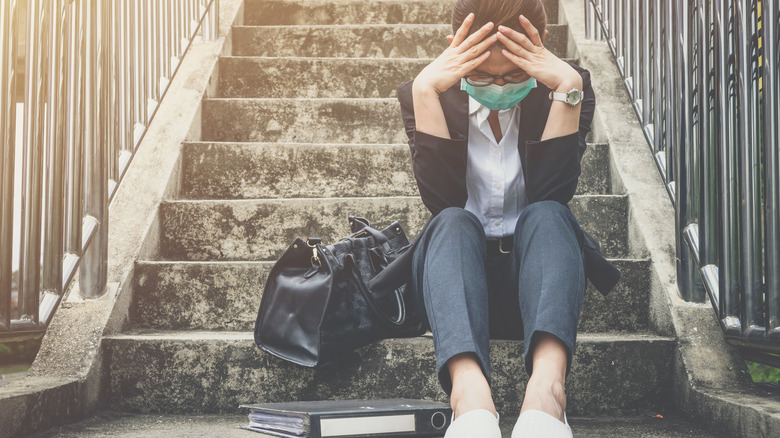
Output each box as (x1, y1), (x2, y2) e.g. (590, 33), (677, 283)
(494, 183), (502, 191)
(491, 148), (499, 155)
(494, 219), (502, 226)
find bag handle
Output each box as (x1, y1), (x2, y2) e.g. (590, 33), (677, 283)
(344, 254), (406, 327)
(344, 224), (393, 255)
(349, 215), (371, 232)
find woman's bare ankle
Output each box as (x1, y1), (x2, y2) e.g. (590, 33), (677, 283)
(520, 377), (567, 422)
(449, 368), (497, 419)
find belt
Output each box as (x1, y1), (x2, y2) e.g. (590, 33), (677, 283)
(486, 235), (514, 255)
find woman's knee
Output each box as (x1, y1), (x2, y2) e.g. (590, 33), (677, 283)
(513, 201), (583, 251)
(514, 201), (577, 233)
(427, 207), (485, 240)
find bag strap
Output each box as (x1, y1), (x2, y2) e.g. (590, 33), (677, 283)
(344, 254), (406, 327)
(349, 215), (371, 232)
(344, 225), (393, 255)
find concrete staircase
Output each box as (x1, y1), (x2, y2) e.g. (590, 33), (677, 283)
(81, 0), (713, 435)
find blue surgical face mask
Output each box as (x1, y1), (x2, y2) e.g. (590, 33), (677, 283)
(460, 76), (537, 111)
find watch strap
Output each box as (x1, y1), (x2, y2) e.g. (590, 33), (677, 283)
(549, 90), (568, 102)
(548, 88), (582, 105)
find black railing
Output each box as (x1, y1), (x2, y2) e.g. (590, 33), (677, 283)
(585, 0), (780, 364)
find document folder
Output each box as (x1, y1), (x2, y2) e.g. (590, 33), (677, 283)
(239, 398), (452, 437)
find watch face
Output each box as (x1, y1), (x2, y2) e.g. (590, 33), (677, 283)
(566, 89), (582, 105)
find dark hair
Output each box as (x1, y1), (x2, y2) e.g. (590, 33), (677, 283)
(451, 0), (547, 48)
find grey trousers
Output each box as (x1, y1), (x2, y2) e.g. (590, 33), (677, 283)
(407, 201), (587, 395)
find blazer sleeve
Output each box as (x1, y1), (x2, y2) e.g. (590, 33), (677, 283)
(397, 79), (469, 216)
(523, 64), (596, 205)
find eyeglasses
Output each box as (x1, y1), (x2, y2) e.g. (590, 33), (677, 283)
(463, 70), (528, 87)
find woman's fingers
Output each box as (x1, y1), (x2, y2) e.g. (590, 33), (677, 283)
(501, 47), (530, 71)
(463, 32), (498, 60)
(455, 21), (495, 53)
(447, 34), (453, 44)
(518, 14), (543, 46)
(467, 49), (493, 69)
(497, 25), (536, 53)
(496, 31), (530, 60)
(450, 12), (475, 47)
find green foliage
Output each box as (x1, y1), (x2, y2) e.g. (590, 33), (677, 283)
(0, 363), (29, 375)
(0, 339), (41, 365)
(746, 360), (780, 383)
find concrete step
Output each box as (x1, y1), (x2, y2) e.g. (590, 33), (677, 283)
(202, 98), (406, 143)
(131, 258), (650, 333)
(156, 195), (629, 261)
(102, 331), (674, 415)
(27, 411), (718, 438)
(179, 142), (610, 199)
(200, 96), (578, 143)
(231, 24), (569, 58)
(219, 55), (575, 99)
(218, 57), (430, 99)
(242, 0), (560, 26)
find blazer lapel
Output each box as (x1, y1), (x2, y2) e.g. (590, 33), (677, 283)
(517, 85), (553, 176)
(438, 82), (470, 140)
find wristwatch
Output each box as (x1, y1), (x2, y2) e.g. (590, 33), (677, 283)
(548, 88), (583, 106)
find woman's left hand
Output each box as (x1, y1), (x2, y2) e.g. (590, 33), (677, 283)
(496, 15), (582, 91)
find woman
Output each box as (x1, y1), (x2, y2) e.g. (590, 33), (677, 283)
(391, 0), (621, 436)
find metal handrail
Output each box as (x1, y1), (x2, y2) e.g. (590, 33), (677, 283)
(0, 0), (219, 342)
(585, 0), (780, 359)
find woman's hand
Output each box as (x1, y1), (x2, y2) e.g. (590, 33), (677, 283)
(496, 15), (582, 91)
(413, 12), (499, 95)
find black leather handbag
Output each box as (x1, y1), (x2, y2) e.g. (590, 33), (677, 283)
(254, 216), (426, 367)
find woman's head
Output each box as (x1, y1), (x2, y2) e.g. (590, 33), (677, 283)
(452, 0), (548, 82)
(452, 0), (547, 39)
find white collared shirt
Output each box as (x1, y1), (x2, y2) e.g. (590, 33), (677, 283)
(463, 96), (528, 239)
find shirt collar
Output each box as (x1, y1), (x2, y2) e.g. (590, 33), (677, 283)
(468, 95), (481, 115)
(468, 95), (519, 131)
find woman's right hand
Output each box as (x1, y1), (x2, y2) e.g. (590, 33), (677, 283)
(413, 12), (499, 95)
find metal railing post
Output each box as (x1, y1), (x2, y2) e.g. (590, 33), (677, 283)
(715, 0), (742, 334)
(585, 0), (593, 40)
(43, 0), (66, 295)
(80, 0), (108, 298)
(763, 0), (780, 339)
(641, 0), (653, 133)
(0, 0), (19, 332)
(18, 0), (49, 325)
(652, 0), (664, 163)
(63, 0), (84, 297)
(734, 0), (764, 336)
(698, 0), (720, 298)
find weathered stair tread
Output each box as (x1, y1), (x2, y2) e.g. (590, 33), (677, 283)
(102, 331), (674, 415)
(202, 98), (407, 143)
(157, 195), (630, 261)
(218, 57), (430, 99)
(200, 90), (580, 143)
(179, 142), (610, 199)
(131, 258), (650, 332)
(242, 0), (560, 26)
(231, 23), (569, 58)
(105, 329), (673, 343)
(219, 54), (574, 98)
(27, 411), (717, 438)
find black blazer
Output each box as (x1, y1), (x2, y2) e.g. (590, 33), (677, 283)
(368, 62), (620, 297)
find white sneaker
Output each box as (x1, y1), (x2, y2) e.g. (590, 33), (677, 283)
(444, 408), (502, 438)
(511, 409), (572, 438)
